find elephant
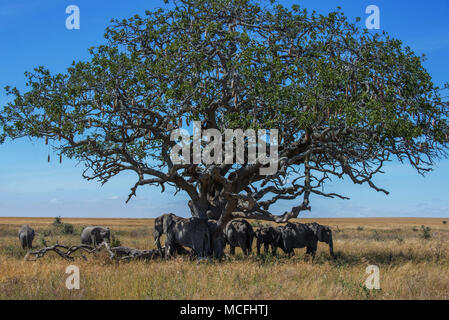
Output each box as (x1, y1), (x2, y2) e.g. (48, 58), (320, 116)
(276, 222), (320, 257)
(18, 224), (35, 249)
(255, 225), (281, 255)
(207, 219), (226, 260)
(163, 216), (210, 260)
(153, 213), (191, 257)
(276, 222), (335, 258)
(80, 226), (111, 247)
(305, 222), (335, 258)
(224, 219), (255, 256)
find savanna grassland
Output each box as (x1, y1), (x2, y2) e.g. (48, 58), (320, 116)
(1, 217), (449, 300)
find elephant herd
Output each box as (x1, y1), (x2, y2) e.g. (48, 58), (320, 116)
(153, 214), (335, 260)
(17, 217), (334, 261)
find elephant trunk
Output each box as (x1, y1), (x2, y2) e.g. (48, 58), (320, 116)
(328, 236), (335, 258)
(153, 229), (163, 257)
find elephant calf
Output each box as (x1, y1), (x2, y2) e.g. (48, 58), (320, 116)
(18, 224), (35, 249)
(80, 226), (111, 247)
(224, 219), (255, 256)
(255, 225), (280, 255)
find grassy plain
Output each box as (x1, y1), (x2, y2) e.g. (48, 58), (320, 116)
(1, 217), (449, 300)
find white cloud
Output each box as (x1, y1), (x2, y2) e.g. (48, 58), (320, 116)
(49, 198), (62, 205)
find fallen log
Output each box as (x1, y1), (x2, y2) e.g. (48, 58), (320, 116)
(106, 245), (164, 261)
(24, 242), (163, 262)
(25, 244), (96, 261)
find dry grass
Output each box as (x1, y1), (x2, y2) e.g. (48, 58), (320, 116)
(1, 217), (449, 299)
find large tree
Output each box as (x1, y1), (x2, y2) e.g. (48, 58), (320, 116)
(1, 0), (448, 227)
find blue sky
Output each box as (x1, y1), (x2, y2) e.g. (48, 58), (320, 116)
(0, 0), (448, 218)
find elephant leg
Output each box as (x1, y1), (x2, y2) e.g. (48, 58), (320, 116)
(311, 247), (317, 259)
(191, 236), (205, 260)
(175, 243), (189, 255)
(165, 243), (175, 259)
(91, 234), (97, 248)
(155, 234), (163, 256)
(306, 247), (316, 260)
(229, 245), (235, 255)
(239, 239), (248, 256)
(307, 242), (317, 259)
(264, 243), (269, 254)
(165, 234), (176, 259)
(256, 240), (261, 255)
(271, 244), (277, 256)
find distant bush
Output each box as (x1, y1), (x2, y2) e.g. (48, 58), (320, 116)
(52, 217), (74, 235)
(412, 226), (419, 232)
(443, 221), (447, 225)
(53, 216), (62, 227)
(61, 223), (74, 235)
(356, 226), (364, 231)
(420, 225), (432, 240)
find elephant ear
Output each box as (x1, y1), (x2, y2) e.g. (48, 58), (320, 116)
(163, 215), (174, 234)
(96, 227), (104, 237)
(316, 225), (324, 242)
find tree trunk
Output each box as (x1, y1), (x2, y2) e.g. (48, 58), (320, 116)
(188, 200), (209, 220)
(217, 199), (238, 231)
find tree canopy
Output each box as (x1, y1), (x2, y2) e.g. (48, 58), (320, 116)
(1, 0), (448, 227)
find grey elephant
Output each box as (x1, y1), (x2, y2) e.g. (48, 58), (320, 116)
(255, 225), (281, 255)
(80, 226), (111, 247)
(153, 213), (191, 257)
(305, 222), (335, 258)
(18, 224), (35, 249)
(276, 222), (319, 257)
(207, 219), (225, 260)
(224, 219), (254, 256)
(164, 216), (210, 260)
(277, 222), (334, 258)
